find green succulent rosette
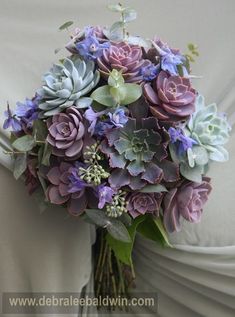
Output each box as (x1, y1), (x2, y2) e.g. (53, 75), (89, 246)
(37, 57), (100, 116)
(170, 95), (231, 182)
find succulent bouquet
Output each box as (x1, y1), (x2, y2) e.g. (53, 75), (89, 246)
(2, 3), (231, 307)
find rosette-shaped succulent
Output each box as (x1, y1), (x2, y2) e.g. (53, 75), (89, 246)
(163, 177), (212, 233)
(47, 107), (85, 159)
(144, 71), (196, 122)
(169, 95), (231, 182)
(186, 95), (231, 164)
(46, 162), (88, 215)
(38, 57), (100, 116)
(127, 192), (163, 218)
(100, 115), (179, 190)
(97, 42), (151, 83)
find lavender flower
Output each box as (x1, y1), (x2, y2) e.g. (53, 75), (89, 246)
(94, 121), (113, 137)
(153, 39), (188, 76)
(68, 164), (87, 193)
(76, 33), (110, 60)
(3, 104), (21, 132)
(139, 64), (160, 81)
(15, 96), (39, 129)
(169, 127), (197, 154)
(98, 184), (116, 209)
(108, 108), (128, 128)
(84, 107), (107, 135)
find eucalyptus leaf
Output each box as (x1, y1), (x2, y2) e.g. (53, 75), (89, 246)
(55, 47), (62, 54)
(13, 153), (27, 180)
(123, 8), (137, 22)
(59, 21), (74, 31)
(140, 184), (168, 193)
(127, 36), (149, 47)
(12, 135), (36, 152)
(107, 4), (123, 12)
(110, 21), (125, 34)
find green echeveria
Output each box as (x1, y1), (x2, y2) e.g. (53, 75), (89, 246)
(171, 95), (231, 182)
(187, 95), (230, 164)
(38, 57), (100, 116)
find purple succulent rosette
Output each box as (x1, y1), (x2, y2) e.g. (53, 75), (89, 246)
(144, 70), (196, 122)
(2, 3), (231, 308)
(163, 177), (212, 232)
(46, 107), (85, 160)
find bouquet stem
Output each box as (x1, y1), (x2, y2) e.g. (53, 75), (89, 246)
(94, 229), (135, 310)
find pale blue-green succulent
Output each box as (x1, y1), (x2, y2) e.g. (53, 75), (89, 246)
(38, 57), (100, 116)
(171, 95), (231, 182)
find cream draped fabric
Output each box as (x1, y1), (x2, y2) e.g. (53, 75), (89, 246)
(0, 1), (235, 316)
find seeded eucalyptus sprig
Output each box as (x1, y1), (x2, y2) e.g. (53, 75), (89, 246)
(79, 142), (109, 186)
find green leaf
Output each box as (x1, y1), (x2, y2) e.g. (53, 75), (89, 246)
(153, 217), (172, 247)
(140, 184), (168, 193)
(13, 153), (27, 180)
(110, 21), (125, 34)
(41, 143), (52, 166)
(137, 215), (172, 247)
(12, 135), (36, 152)
(54, 47), (62, 54)
(91, 86), (117, 107)
(107, 4), (124, 12)
(37, 172), (48, 195)
(85, 209), (110, 227)
(123, 8), (137, 22)
(59, 21), (74, 31)
(106, 215), (146, 265)
(106, 219), (131, 243)
(120, 84), (142, 105)
(33, 120), (47, 141)
(110, 87), (126, 104)
(108, 70), (125, 88)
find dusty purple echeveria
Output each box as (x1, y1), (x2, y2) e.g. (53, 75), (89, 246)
(47, 107), (85, 160)
(163, 177), (212, 233)
(97, 42), (151, 83)
(127, 192), (163, 219)
(46, 162), (87, 215)
(144, 71), (196, 122)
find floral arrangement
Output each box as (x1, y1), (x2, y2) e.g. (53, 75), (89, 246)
(2, 3), (231, 307)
